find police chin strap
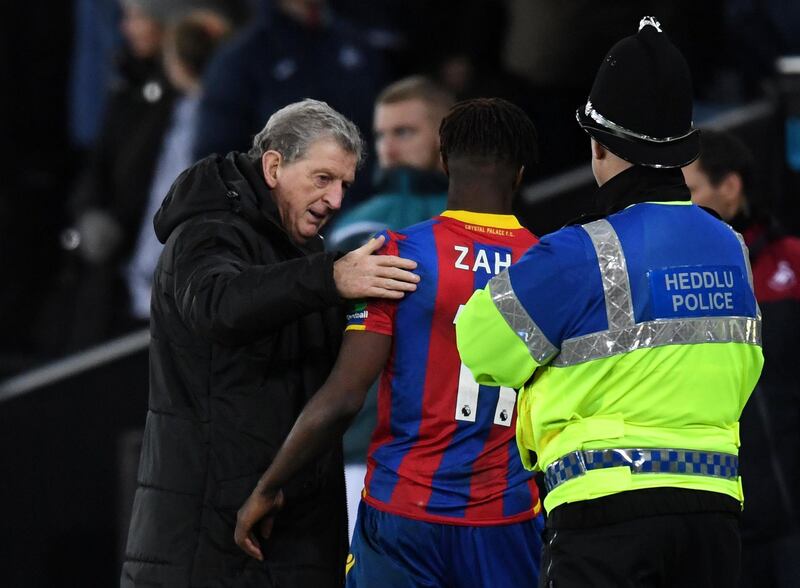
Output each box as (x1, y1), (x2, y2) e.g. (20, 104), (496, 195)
(639, 16), (662, 33)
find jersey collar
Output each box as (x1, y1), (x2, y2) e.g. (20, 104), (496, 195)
(440, 210), (523, 229)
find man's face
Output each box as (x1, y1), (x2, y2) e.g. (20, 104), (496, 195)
(683, 160), (739, 221)
(374, 99), (442, 171)
(266, 138), (357, 245)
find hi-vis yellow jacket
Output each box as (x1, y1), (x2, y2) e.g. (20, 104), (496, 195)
(456, 200), (764, 513)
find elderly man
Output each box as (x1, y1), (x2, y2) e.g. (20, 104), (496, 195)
(121, 99), (419, 588)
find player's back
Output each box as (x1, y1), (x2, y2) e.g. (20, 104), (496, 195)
(347, 210), (541, 525)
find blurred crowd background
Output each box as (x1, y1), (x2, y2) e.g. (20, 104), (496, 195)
(4, 0), (800, 366)
(2, 0), (800, 586)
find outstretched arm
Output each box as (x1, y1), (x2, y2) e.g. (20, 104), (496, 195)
(234, 330), (391, 560)
(174, 228), (417, 346)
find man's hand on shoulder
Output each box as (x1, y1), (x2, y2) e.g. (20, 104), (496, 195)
(334, 235), (420, 300)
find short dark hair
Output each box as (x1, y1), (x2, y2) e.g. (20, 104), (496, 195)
(439, 98), (538, 170)
(697, 130), (755, 196)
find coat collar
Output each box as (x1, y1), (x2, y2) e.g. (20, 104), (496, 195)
(595, 165), (690, 213)
(568, 165), (690, 226)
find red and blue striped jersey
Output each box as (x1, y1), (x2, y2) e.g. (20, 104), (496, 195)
(346, 210), (541, 525)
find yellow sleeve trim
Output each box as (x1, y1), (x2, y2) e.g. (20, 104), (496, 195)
(345, 324), (366, 332)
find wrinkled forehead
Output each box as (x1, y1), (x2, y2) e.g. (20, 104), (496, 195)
(291, 138), (357, 175)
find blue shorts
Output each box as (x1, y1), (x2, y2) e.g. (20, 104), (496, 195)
(346, 501), (544, 587)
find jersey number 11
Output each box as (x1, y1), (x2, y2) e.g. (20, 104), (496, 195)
(453, 305), (516, 427)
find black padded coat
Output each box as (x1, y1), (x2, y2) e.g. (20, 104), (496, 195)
(121, 152), (348, 587)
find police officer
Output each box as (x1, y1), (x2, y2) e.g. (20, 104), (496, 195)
(455, 17), (764, 588)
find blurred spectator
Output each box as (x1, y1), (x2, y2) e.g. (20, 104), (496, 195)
(327, 77), (454, 250)
(193, 0), (387, 205)
(683, 130), (800, 587)
(125, 10), (232, 321)
(39, 0), (237, 353)
(55, 0), (179, 351)
(68, 0), (252, 153)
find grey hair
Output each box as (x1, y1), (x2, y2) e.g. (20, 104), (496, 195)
(249, 99), (364, 166)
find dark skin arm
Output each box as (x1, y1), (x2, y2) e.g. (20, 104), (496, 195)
(234, 330), (391, 560)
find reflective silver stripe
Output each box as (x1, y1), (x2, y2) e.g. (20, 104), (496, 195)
(733, 228), (762, 320)
(733, 230), (754, 290)
(582, 220), (635, 330)
(553, 316), (761, 367)
(558, 220), (762, 367)
(583, 100), (696, 144)
(489, 271), (559, 364)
